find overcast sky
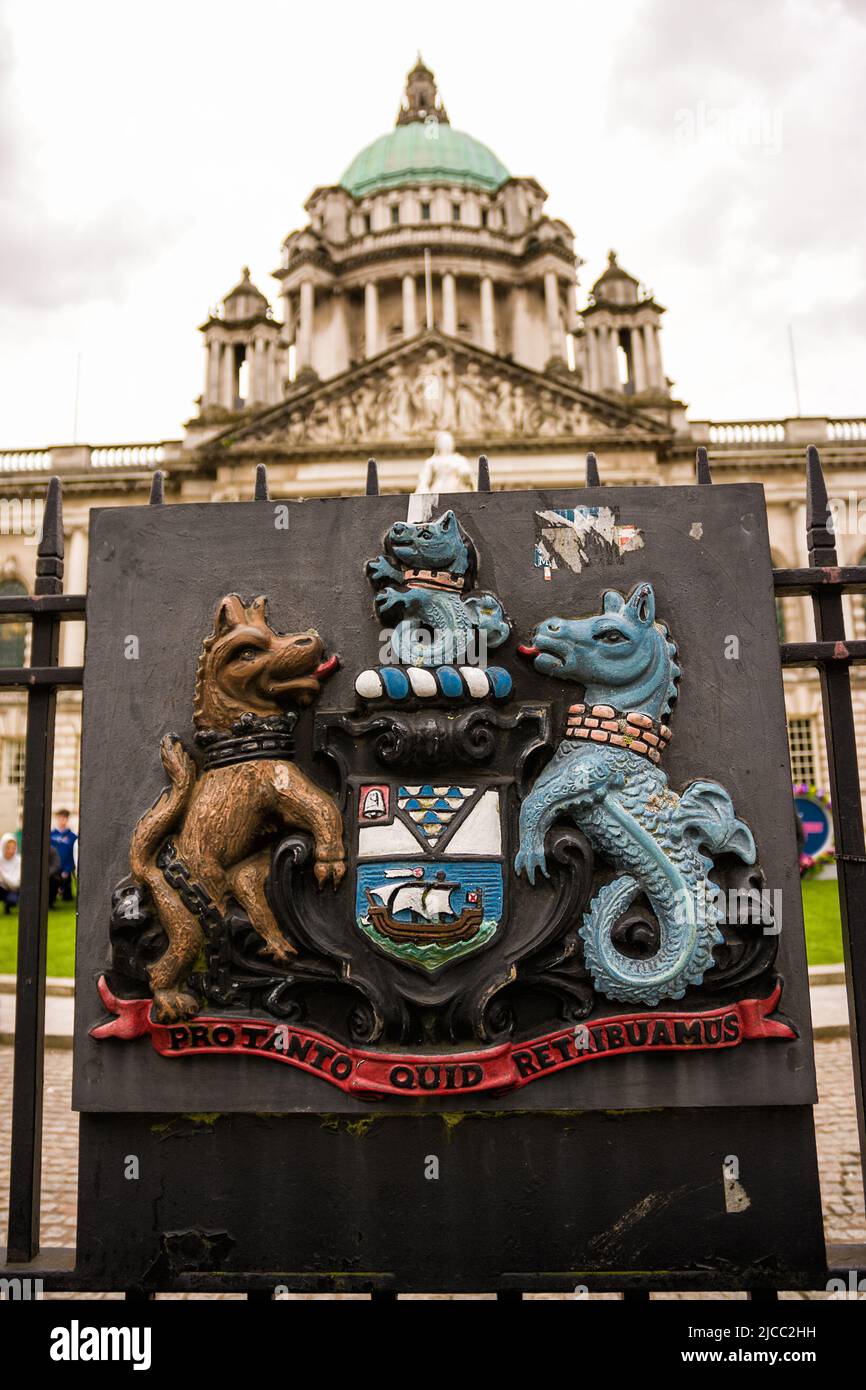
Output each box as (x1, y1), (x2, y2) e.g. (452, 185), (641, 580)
(1, 0), (863, 447)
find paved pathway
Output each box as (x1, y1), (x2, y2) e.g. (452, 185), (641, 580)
(0, 1037), (862, 1300)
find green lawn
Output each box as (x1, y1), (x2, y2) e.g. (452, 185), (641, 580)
(0, 898), (77, 977)
(800, 879), (844, 965)
(0, 881), (848, 978)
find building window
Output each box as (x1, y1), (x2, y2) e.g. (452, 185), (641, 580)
(421, 202), (431, 221)
(452, 202), (461, 222)
(481, 208), (489, 228)
(787, 717), (816, 784)
(363, 213), (371, 233)
(2, 737), (25, 817)
(390, 205), (400, 226)
(0, 579), (27, 667)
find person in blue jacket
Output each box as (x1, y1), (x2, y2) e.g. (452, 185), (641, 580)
(50, 809), (77, 902)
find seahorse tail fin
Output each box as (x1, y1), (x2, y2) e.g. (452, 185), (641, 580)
(673, 781), (756, 864)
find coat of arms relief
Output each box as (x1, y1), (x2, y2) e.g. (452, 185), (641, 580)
(93, 500), (794, 1097)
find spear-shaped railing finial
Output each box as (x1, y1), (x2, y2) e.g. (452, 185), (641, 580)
(806, 444), (836, 564)
(149, 470), (165, 504)
(365, 458), (379, 496)
(254, 464), (270, 502)
(477, 455), (491, 492)
(36, 476), (64, 596)
(696, 446), (713, 484)
(586, 452), (600, 487)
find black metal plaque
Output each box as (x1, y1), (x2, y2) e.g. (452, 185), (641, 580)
(69, 485), (824, 1287)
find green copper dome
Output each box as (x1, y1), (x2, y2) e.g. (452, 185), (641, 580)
(340, 123), (510, 198)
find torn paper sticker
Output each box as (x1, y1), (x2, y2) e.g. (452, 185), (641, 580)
(533, 507), (644, 577)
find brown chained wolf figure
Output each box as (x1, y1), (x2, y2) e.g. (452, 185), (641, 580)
(129, 593), (345, 1024)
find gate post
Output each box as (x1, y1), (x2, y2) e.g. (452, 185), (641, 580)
(6, 479), (64, 1261)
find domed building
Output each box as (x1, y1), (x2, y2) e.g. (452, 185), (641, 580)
(0, 57), (864, 819)
(188, 56), (678, 491)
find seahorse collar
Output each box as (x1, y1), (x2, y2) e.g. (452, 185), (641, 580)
(565, 703), (672, 765)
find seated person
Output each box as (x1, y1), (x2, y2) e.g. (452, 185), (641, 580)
(0, 832), (21, 913)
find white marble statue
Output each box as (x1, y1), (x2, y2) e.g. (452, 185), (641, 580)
(413, 431), (476, 496)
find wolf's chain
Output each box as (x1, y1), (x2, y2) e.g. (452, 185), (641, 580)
(156, 840), (226, 940)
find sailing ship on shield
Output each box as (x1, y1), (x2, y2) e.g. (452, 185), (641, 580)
(353, 779), (505, 973)
(364, 867), (484, 943)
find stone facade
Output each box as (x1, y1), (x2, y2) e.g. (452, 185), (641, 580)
(0, 60), (863, 830)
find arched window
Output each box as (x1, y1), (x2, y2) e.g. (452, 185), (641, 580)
(0, 579), (27, 667)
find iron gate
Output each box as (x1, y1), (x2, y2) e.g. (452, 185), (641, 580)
(1, 447), (865, 1299)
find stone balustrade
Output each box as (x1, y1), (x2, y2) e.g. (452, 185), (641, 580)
(689, 418), (866, 447)
(0, 449), (51, 473)
(2, 415), (866, 482)
(0, 441), (182, 477)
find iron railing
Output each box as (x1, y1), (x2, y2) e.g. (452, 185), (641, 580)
(1, 449), (865, 1298)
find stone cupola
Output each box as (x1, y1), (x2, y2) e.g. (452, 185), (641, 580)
(198, 268), (285, 420)
(581, 251), (669, 401)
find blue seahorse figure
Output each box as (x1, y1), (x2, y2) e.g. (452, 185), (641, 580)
(514, 581), (756, 1006)
(367, 510), (510, 666)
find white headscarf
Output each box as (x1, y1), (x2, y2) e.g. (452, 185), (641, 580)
(0, 833), (21, 891)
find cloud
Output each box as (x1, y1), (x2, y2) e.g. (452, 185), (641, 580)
(0, 196), (186, 310)
(0, 13), (186, 311)
(595, 0), (866, 415)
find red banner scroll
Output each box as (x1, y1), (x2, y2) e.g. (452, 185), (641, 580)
(91, 976), (795, 1098)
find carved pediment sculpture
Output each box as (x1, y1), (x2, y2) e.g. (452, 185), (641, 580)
(233, 339), (657, 451)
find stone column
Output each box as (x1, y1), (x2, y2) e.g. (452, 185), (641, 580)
(282, 292), (294, 345)
(203, 338), (212, 402)
(62, 527), (88, 666)
(220, 340), (236, 409)
(631, 326), (647, 393)
(544, 270), (564, 362)
(365, 281), (379, 358)
(442, 272), (457, 336)
(596, 326), (610, 389)
(643, 322), (661, 390)
(480, 275), (496, 352)
(587, 328), (600, 392)
(511, 286), (528, 361)
(402, 274), (418, 339)
(262, 341), (274, 403)
(605, 324), (621, 389)
(246, 338), (258, 402)
(297, 279), (314, 371)
(206, 338), (221, 407)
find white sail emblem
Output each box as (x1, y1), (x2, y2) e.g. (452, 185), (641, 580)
(369, 873), (458, 922)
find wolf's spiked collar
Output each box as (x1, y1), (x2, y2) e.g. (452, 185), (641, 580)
(565, 703), (672, 765)
(195, 712), (297, 770)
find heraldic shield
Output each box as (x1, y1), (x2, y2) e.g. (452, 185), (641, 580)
(352, 775), (507, 972)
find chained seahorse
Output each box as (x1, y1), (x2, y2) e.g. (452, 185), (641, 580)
(514, 581), (756, 1006)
